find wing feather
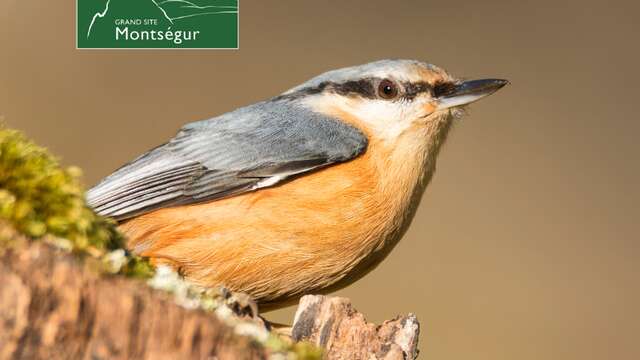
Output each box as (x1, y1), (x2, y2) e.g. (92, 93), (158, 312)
(87, 100), (367, 220)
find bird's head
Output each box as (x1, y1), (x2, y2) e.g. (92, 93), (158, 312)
(281, 59), (508, 148)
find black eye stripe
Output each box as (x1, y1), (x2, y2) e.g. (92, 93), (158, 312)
(331, 79), (377, 98)
(399, 81), (458, 99)
(403, 81), (431, 100)
(276, 78), (453, 101)
(432, 81), (458, 98)
(329, 78), (432, 100)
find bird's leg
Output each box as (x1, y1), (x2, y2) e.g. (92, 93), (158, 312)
(263, 319), (293, 339)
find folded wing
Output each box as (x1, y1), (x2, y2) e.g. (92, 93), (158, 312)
(86, 100), (368, 221)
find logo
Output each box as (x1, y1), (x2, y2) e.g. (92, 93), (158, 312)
(77, 0), (238, 49)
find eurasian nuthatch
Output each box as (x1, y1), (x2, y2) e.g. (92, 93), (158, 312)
(87, 59), (508, 309)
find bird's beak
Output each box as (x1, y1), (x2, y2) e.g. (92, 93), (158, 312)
(435, 79), (509, 110)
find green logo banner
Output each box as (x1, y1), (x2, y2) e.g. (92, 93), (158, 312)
(77, 0), (238, 49)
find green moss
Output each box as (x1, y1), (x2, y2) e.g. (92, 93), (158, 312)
(0, 127), (121, 249)
(289, 342), (324, 360)
(0, 126), (153, 277)
(264, 335), (323, 360)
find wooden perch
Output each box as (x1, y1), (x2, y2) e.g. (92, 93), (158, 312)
(0, 236), (421, 359)
(292, 295), (420, 360)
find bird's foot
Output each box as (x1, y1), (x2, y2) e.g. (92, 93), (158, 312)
(219, 287), (259, 320)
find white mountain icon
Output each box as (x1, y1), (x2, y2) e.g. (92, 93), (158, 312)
(87, 0), (238, 39)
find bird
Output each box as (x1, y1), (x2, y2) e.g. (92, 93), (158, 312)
(87, 59), (508, 310)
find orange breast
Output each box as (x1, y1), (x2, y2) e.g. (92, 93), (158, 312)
(119, 137), (420, 308)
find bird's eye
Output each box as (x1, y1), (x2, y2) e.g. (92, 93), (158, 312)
(377, 79), (399, 100)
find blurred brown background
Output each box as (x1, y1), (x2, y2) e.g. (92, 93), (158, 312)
(1, 0), (638, 359)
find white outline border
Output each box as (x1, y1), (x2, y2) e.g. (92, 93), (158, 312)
(76, 0), (240, 50)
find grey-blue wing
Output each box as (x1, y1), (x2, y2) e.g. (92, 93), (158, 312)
(86, 100), (368, 221)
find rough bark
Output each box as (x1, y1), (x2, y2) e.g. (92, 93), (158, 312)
(0, 240), (267, 360)
(292, 295), (420, 360)
(0, 236), (421, 359)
